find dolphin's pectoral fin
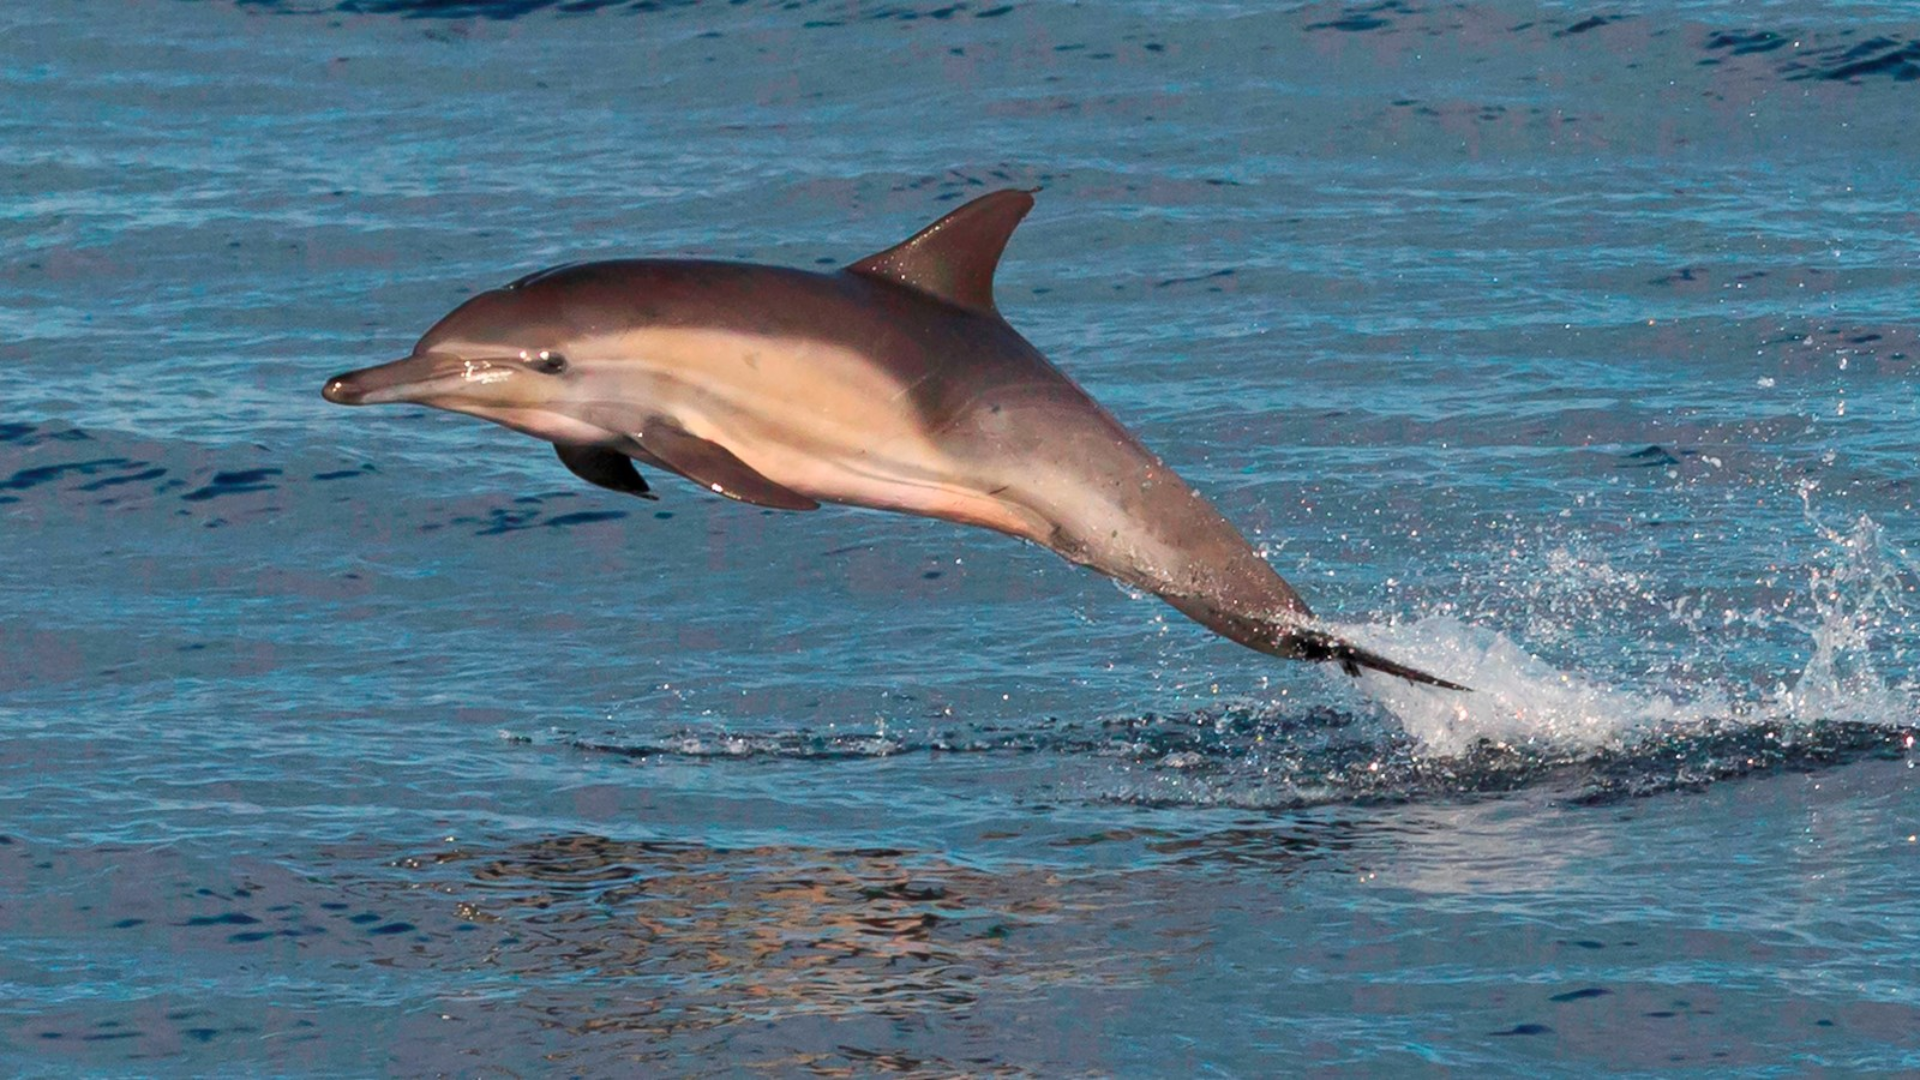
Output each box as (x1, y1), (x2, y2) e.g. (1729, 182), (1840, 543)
(555, 443), (659, 500)
(638, 419), (820, 512)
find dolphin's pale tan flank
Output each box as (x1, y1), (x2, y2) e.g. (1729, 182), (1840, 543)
(323, 190), (1465, 690)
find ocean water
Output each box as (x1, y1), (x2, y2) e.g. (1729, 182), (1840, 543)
(3, 0), (1918, 1073)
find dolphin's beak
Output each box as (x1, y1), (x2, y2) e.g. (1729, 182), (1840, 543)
(322, 354), (472, 407)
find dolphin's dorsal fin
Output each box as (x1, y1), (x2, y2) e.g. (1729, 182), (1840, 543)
(846, 189), (1036, 314)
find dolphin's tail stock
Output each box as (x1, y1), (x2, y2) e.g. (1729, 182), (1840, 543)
(1162, 596), (1471, 692)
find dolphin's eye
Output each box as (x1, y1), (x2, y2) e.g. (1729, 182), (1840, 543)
(527, 350), (568, 375)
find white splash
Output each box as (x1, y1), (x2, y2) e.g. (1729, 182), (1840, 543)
(1774, 505), (1916, 726)
(1335, 503), (1916, 758)
(1335, 617), (1712, 757)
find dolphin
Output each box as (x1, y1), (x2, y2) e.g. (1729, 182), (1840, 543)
(322, 190), (1465, 690)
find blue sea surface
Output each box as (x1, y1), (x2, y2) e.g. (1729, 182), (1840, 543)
(3, 0), (1918, 1074)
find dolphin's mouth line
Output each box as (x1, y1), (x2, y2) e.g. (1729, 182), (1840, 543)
(323, 356), (522, 407)
(323, 372), (463, 406)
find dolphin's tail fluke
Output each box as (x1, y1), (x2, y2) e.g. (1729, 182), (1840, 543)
(1284, 627), (1471, 691)
(1161, 596), (1471, 692)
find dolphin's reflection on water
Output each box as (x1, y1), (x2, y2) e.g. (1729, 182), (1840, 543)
(359, 817), (1439, 1075)
(395, 834), (1148, 1042)
(331, 715), (1918, 1069)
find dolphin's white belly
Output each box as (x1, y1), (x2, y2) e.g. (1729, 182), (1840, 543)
(585, 327), (1049, 539)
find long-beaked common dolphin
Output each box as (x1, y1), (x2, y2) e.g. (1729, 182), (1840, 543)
(322, 190), (1466, 690)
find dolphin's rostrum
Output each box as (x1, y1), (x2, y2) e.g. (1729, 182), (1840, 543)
(323, 190), (1466, 691)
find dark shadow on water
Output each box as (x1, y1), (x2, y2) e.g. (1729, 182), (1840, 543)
(203, 0), (1920, 86)
(225, 0), (1017, 22)
(562, 705), (1919, 810)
